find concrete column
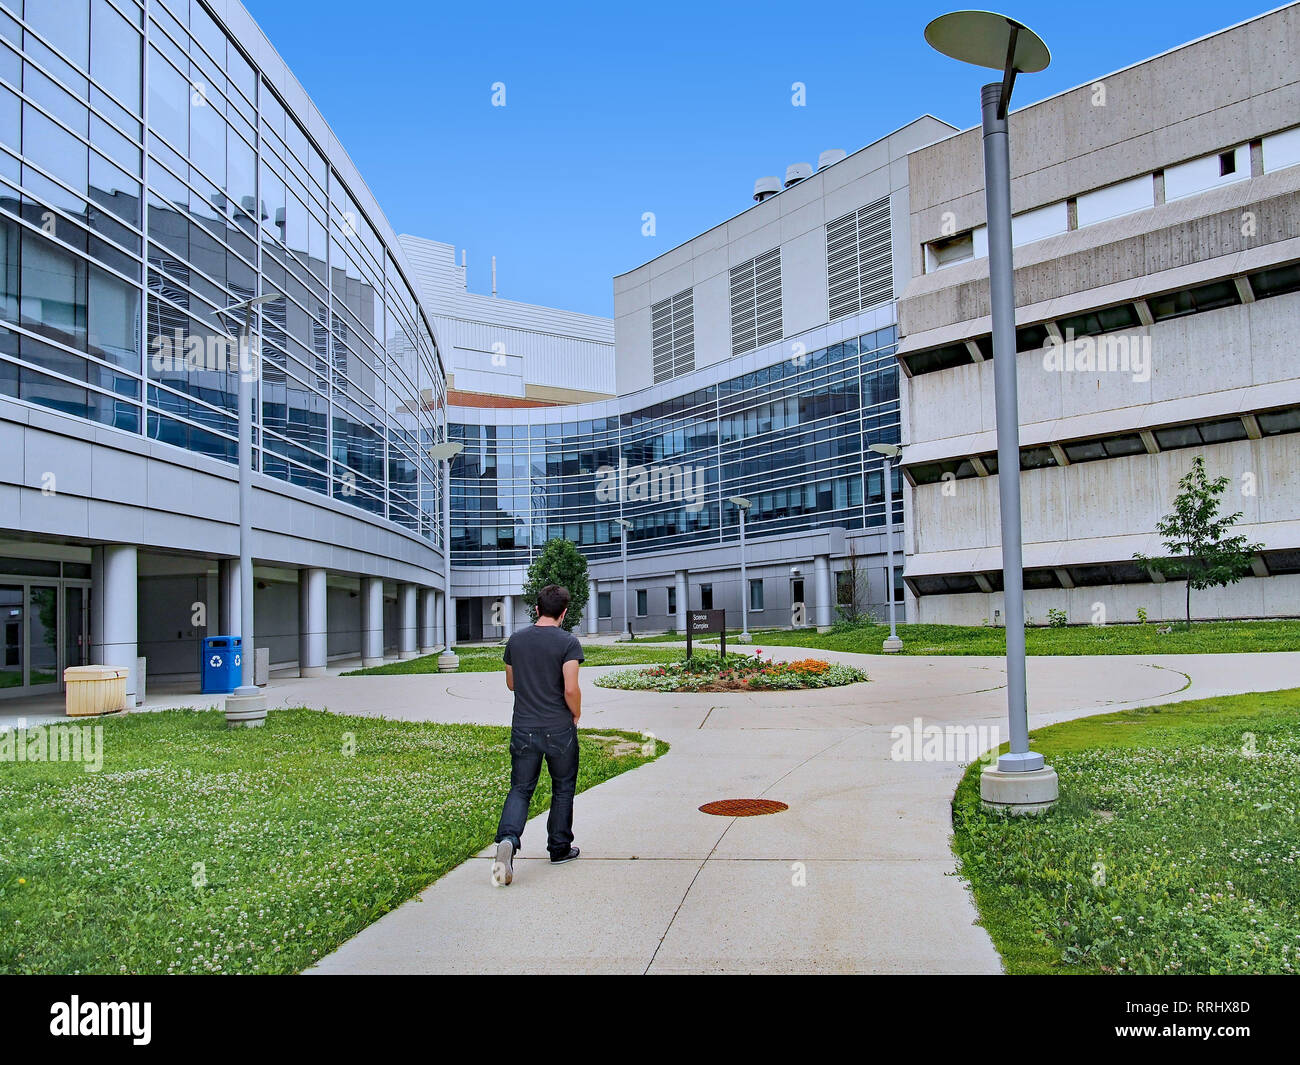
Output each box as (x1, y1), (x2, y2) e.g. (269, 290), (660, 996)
(218, 558), (239, 635)
(674, 569), (688, 633)
(361, 577), (384, 666)
(298, 567), (327, 677)
(433, 590), (444, 650)
(418, 588), (437, 653)
(91, 544), (138, 708)
(814, 554), (832, 632)
(587, 580), (598, 635)
(204, 568), (220, 644)
(398, 583), (418, 659)
(502, 594), (514, 638)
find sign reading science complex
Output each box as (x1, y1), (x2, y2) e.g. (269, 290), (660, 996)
(686, 609), (726, 659)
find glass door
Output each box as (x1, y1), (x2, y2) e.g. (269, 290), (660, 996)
(27, 585), (59, 690)
(0, 585), (21, 691)
(0, 580), (83, 697)
(65, 584), (89, 671)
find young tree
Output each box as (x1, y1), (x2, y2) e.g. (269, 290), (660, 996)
(1134, 456), (1263, 626)
(521, 538), (590, 632)
(835, 544), (867, 624)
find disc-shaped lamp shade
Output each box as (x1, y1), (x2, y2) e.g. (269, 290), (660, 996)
(924, 10), (1050, 73)
(428, 442), (464, 460)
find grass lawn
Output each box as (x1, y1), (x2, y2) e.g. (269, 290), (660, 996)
(637, 619), (1300, 655)
(952, 687), (1300, 975)
(0, 708), (664, 974)
(343, 642), (689, 675)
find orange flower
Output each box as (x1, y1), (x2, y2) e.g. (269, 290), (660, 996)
(787, 658), (830, 675)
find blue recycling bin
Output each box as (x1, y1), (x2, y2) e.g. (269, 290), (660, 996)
(201, 636), (243, 694)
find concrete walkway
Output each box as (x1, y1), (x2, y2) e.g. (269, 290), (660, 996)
(270, 645), (1300, 975)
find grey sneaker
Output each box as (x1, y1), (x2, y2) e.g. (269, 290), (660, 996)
(491, 840), (515, 887)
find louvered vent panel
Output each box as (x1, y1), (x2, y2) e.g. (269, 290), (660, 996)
(826, 196), (893, 321)
(857, 197), (893, 310)
(729, 247), (782, 356)
(651, 289), (695, 383)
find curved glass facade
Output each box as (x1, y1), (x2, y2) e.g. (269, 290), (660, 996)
(0, 0), (446, 542)
(450, 327), (902, 566)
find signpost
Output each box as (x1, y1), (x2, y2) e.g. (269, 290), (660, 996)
(685, 609), (726, 660)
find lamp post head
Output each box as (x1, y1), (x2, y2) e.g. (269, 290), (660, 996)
(208, 293), (280, 338)
(209, 293), (280, 317)
(868, 443), (902, 459)
(925, 10), (1049, 117)
(727, 495), (752, 509)
(614, 517), (632, 529)
(923, 10), (1049, 73)
(427, 442), (465, 461)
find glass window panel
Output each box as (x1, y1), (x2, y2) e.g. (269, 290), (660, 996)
(27, 0), (89, 68)
(0, 212), (17, 325)
(1258, 407), (1300, 435)
(226, 43), (255, 105)
(90, 0), (140, 112)
(147, 49), (188, 149)
(90, 114), (139, 174)
(187, 78), (225, 184)
(260, 83), (285, 138)
(1199, 417), (1247, 443)
(87, 262), (139, 369)
(24, 60), (88, 136)
(22, 103), (87, 195)
(89, 148), (140, 226)
(20, 229), (87, 349)
(188, 0), (225, 64)
(1153, 424), (1201, 449)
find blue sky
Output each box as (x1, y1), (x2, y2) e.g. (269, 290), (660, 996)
(245, 0), (1280, 318)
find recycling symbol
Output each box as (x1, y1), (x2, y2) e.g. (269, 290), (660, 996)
(209, 654), (222, 668)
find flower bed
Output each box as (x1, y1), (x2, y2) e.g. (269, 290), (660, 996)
(594, 650), (867, 692)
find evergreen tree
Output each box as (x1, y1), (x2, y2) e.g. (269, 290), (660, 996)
(521, 538), (590, 632)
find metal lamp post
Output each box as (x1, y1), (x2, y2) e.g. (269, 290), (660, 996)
(727, 495), (752, 642)
(925, 10), (1057, 814)
(614, 517), (632, 640)
(867, 445), (903, 653)
(210, 293), (278, 728)
(428, 440), (465, 670)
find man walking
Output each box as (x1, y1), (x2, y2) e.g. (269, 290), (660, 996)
(491, 583), (584, 886)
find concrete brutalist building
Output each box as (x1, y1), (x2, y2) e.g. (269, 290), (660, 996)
(895, 4), (1300, 623)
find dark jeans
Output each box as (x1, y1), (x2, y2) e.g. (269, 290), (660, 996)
(495, 723), (579, 857)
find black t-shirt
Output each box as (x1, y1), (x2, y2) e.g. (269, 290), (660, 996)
(502, 624), (584, 729)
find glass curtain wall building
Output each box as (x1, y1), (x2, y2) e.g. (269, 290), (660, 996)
(450, 328), (902, 568)
(1, 0), (449, 701)
(1, 0), (445, 539)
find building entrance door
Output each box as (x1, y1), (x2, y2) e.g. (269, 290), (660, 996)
(456, 597), (483, 643)
(0, 579), (92, 697)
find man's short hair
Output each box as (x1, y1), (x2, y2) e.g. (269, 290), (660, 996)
(536, 584), (571, 619)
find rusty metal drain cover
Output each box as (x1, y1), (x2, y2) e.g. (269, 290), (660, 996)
(698, 798), (789, 817)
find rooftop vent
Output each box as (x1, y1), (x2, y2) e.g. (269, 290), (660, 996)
(784, 162), (813, 188)
(753, 176), (781, 202)
(818, 148), (847, 170)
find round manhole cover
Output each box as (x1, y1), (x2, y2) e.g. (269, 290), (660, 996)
(698, 798), (789, 817)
